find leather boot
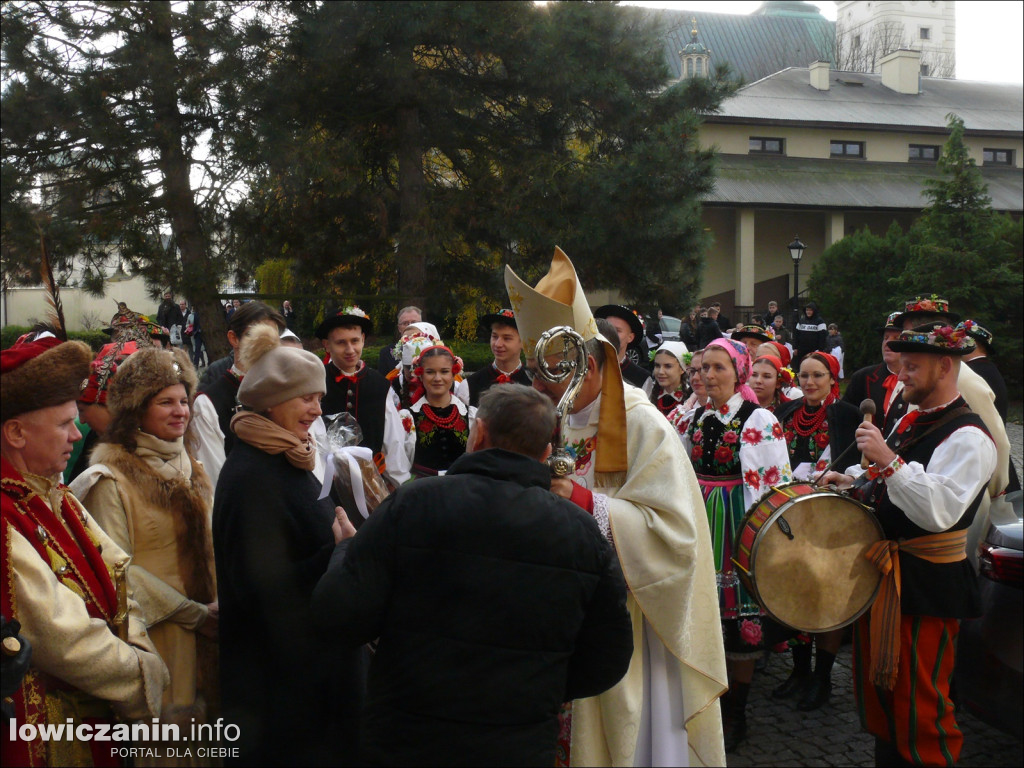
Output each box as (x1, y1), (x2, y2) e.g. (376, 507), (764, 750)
(772, 671), (813, 699)
(796, 674), (832, 711)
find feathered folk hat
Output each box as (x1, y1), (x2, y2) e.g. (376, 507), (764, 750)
(237, 324), (326, 412)
(107, 346), (198, 419)
(315, 305), (372, 339)
(894, 297), (959, 328)
(79, 341), (143, 406)
(887, 323), (975, 356)
(731, 324), (772, 344)
(958, 320), (993, 352)
(505, 247), (627, 474)
(876, 310), (903, 334)
(479, 308), (518, 332)
(1, 334), (93, 422)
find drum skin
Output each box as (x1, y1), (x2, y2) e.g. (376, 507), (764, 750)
(733, 483), (884, 633)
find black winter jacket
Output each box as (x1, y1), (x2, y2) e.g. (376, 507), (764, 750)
(313, 448), (633, 767)
(213, 441), (364, 766)
(793, 302), (828, 364)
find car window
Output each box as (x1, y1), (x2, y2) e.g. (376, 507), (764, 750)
(660, 316), (681, 333)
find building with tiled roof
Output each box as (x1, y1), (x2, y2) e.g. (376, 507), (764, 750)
(694, 51), (1023, 321)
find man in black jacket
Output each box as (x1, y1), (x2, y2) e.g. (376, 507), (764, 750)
(313, 385), (633, 767)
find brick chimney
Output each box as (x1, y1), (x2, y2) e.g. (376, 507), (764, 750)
(880, 49), (922, 95)
(809, 60), (831, 91)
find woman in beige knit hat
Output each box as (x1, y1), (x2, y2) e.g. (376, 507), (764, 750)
(70, 346), (218, 762)
(211, 323), (361, 765)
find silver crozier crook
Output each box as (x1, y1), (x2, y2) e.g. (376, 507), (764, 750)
(534, 325), (588, 476)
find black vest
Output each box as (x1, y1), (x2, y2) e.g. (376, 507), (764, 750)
(321, 363), (390, 454)
(775, 397), (863, 468)
(465, 364), (531, 407)
(871, 398), (988, 619)
(202, 370), (242, 455)
(687, 400), (759, 477)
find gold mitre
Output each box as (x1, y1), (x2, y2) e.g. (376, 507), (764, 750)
(505, 246), (627, 473)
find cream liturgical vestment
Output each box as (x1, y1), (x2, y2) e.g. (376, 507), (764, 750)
(566, 386), (727, 767)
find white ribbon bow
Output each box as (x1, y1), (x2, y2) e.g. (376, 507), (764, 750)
(317, 445), (374, 519)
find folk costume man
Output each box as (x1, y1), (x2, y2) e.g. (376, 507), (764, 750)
(731, 324), (773, 361)
(317, 306), (411, 486)
(1, 332), (168, 767)
(506, 248), (726, 768)
(822, 324), (996, 767)
(455, 309), (530, 407)
(842, 311), (904, 428)
(594, 305), (652, 391)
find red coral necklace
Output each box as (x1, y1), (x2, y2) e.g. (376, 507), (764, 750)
(422, 403), (461, 429)
(792, 403), (827, 437)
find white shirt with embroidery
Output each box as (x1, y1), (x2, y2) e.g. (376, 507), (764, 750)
(676, 392), (793, 511)
(845, 396), (996, 533)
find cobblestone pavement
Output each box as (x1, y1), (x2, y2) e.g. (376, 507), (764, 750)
(728, 422), (1023, 768)
(727, 644), (1023, 767)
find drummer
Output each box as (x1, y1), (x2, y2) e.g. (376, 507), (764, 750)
(675, 338), (792, 752)
(821, 323), (996, 767)
(769, 352), (862, 711)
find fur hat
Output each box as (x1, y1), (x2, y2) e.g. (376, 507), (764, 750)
(1, 336), (93, 422)
(106, 346), (198, 419)
(237, 324), (326, 411)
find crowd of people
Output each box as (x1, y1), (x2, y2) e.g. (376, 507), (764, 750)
(1, 255), (1016, 768)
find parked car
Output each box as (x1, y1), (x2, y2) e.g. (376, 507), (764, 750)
(643, 315), (681, 364)
(955, 490), (1022, 739)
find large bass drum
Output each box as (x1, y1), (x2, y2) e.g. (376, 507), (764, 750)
(732, 482), (884, 633)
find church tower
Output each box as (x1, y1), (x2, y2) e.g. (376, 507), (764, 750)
(679, 17), (711, 79)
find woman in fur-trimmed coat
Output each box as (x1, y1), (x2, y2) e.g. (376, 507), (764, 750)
(71, 346), (218, 747)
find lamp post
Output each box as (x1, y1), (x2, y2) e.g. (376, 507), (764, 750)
(788, 235), (806, 331)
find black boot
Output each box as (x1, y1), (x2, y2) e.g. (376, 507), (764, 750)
(797, 649), (835, 711)
(723, 682), (750, 753)
(773, 644), (812, 699)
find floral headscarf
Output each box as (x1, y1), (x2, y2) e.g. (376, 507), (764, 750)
(704, 338), (758, 404)
(807, 351), (841, 403)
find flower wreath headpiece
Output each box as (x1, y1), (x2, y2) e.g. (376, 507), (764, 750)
(410, 345), (464, 381)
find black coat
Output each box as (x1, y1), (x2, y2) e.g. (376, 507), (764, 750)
(312, 448), (633, 767)
(696, 316), (723, 349)
(775, 397), (863, 470)
(213, 441), (364, 766)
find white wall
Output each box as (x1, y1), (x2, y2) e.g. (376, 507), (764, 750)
(2, 277), (159, 331)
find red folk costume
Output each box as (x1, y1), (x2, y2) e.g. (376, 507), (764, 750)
(1, 336), (166, 767)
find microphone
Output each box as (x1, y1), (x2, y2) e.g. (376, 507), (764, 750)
(859, 399), (877, 469)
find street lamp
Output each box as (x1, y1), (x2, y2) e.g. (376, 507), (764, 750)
(788, 235), (806, 330)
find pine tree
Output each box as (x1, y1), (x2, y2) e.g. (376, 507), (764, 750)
(230, 1), (734, 327)
(2, 1), (254, 356)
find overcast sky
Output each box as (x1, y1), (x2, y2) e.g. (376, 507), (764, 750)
(622, 1), (1024, 84)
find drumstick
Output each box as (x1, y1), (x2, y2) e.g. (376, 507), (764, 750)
(859, 399), (876, 470)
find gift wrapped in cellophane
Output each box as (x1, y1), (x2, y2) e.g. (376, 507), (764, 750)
(318, 413), (390, 524)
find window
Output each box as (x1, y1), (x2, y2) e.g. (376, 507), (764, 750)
(749, 137), (785, 154)
(909, 144), (940, 162)
(853, 34), (861, 49)
(920, 63), (930, 76)
(686, 59), (693, 77)
(983, 148), (1014, 166)
(920, 27), (931, 40)
(696, 58), (703, 76)
(830, 140), (864, 159)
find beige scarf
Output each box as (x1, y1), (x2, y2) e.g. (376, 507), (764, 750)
(134, 431), (192, 482)
(230, 411), (317, 471)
